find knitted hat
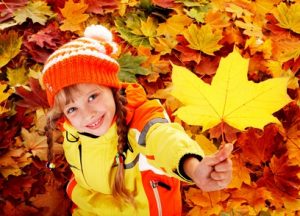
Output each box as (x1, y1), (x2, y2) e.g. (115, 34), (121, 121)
(42, 25), (121, 107)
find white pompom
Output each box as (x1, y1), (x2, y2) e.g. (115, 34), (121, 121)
(84, 24), (113, 42)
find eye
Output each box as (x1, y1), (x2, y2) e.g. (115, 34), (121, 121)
(88, 93), (98, 102)
(66, 107), (77, 114)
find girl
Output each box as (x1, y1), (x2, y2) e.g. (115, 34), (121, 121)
(43, 25), (233, 216)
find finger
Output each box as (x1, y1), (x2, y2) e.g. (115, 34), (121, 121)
(206, 143), (234, 166)
(211, 169), (232, 180)
(214, 159), (233, 172)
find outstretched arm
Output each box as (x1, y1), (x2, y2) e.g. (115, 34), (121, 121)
(183, 143), (233, 191)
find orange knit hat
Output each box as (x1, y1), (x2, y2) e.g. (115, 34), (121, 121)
(42, 25), (121, 107)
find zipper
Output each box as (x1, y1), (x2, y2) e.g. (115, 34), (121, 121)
(150, 180), (163, 216)
(78, 144), (89, 186)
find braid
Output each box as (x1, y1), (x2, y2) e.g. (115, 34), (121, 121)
(112, 89), (134, 205)
(45, 118), (54, 166)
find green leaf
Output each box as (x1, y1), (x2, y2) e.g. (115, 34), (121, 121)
(13, 1), (55, 25)
(0, 30), (22, 69)
(117, 54), (148, 82)
(115, 13), (151, 48)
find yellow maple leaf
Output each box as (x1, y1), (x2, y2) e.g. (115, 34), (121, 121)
(60, 0), (89, 32)
(272, 2), (300, 34)
(183, 24), (223, 56)
(149, 36), (178, 55)
(156, 14), (193, 37)
(6, 65), (28, 87)
(0, 30), (22, 68)
(171, 49), (292, 131)
(140, 17), (157, 37)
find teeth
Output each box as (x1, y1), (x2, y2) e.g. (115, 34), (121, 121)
(88, 118), (101, 127)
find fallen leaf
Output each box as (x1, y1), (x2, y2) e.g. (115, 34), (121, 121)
(183, 24), (223, 55)
(272, 2), (300, 34)
(21, 128), (48, 161)
(0, 30), (22, 68)
(60, 0), (89, 32)
(157, 14), (193, 37)
(171, 49), (291, 131)
(13, 1), (55, 25)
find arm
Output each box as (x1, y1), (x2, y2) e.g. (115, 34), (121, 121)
(183, 143), (233, 191)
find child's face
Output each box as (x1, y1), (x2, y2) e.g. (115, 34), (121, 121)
(62, 83), (116, 136)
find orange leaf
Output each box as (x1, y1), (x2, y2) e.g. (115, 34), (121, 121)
(286, 119), (300, 165)
(59, 0), (89, 32)
(228, 154), (251, 189)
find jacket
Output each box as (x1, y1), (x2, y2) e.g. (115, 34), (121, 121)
(63, 83), (204, 216)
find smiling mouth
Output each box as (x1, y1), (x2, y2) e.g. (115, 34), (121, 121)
(86, 116), (104, 129)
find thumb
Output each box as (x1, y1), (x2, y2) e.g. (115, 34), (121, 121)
(205, 143), (233, 166)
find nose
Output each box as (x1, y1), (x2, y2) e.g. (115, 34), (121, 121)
(82, 106), (97, 120)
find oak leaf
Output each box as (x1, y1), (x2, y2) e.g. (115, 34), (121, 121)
(171, 50), (291, 131)
(60, 0), (89, 32)
(272, 2), (300, 34)
(13, 1), (55, 25)
(183, 24), (222, 55)
(0, 30), (22, 68)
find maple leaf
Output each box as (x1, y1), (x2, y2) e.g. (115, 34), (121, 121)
(117, 54), (148, 82)
(183, 24), (223, 55)
(6, 65), (28, 87)
(272, 2), (300, 34)
(115, 13), (151, 47)
(150, 36), (178, 55)
(156, 14), (193, 37)
(258, 154), (300, 197)
(30, 181), (71, 216)
(13, 1), (55, 25)
(85, 0), (119, 14)
(227, 154), (251, 189)
(236, 124), (284, 166)
(171, 49), (292, 131)
(0, 0), (28, 23)
(0, 30), (22, 69)
(205, 11), (231, 29)
(285, 119), (300, 165)
(0, 83), (13, 115)
(21, 128), (48, 161)
(230, 185), (273, 211)
(15, 78), (49, 109)
(60, 0), (89, 32)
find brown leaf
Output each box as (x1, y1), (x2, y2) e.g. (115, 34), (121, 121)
(30, 178), (71, 216)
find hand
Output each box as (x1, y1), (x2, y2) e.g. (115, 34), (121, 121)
(183, 143), (233, 191)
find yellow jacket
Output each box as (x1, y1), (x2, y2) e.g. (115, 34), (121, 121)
(63, 83), (204, 216)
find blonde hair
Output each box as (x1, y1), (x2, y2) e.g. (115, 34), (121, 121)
(46, 84), (134, 205)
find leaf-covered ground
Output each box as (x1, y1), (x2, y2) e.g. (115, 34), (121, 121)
(0, 0), (300, 215)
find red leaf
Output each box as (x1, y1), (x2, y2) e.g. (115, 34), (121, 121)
(0, 0), (28, 23)
(257, 154), (300, 197)
(236, 124), (284, 166)
(85, 0), (118, 14)
(152, 0), (178, 8)
(15, 78), (49, 109)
